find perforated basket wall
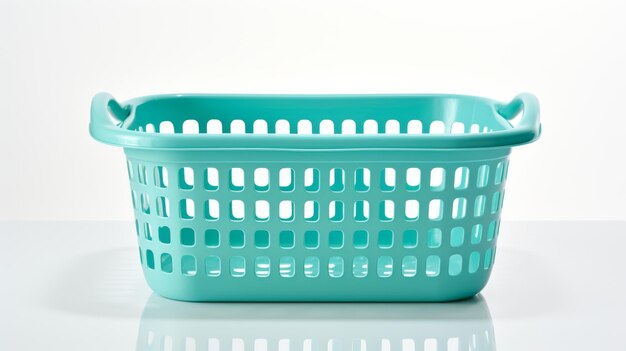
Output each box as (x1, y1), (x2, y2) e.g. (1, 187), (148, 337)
(90, 93), (540, 301)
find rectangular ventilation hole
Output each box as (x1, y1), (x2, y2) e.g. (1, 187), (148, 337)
(204, 255), (222, 277)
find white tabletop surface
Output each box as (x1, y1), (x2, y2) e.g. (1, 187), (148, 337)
(1, 221), (624, 350)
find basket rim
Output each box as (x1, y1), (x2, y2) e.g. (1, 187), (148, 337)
(90, 93), (541, 150)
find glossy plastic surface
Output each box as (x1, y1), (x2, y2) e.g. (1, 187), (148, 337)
(90, 92), (540, 301)
(90, 93), (540, 149)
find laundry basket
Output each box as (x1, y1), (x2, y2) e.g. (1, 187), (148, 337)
(90, 93), (540, 302)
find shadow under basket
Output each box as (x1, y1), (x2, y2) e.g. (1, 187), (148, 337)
(137, 294), (496, 351)
(90, 92), (541, 302)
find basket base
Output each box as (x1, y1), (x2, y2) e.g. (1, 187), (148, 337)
(142, 268), (492, 302)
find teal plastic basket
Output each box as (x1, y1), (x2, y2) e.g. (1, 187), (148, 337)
(90, 93), (540, 302)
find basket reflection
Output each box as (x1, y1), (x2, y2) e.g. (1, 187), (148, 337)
(137, 294), (495, 351)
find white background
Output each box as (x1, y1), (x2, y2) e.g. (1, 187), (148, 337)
(1, 0), (624, 221)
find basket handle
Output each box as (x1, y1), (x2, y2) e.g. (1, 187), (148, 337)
(90, 93), (134, 146)
(495, 93), (541, 143)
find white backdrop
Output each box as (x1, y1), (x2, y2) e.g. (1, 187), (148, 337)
(1, 0), (624, 220)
